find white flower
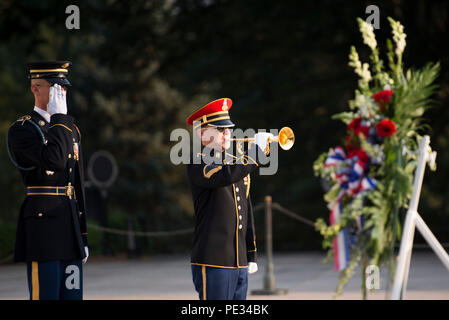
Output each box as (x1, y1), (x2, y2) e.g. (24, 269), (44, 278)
(370, 144), (385, 165)
(361, 63), (372, 83)
(358, 18), (377, 51)
(389, 17), (407, 56)
(353, 93), (378, 118)
(349, 47), (372, 89)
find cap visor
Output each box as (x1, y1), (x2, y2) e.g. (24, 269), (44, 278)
(46, 78), (71, 86)
(207, 119), (235, 128)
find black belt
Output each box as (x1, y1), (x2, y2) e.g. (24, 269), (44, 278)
(27, 183), (75, 199)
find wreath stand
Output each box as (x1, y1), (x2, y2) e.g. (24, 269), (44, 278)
(392, 135), (449, 299)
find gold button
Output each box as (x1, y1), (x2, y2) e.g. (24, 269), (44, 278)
(68, 154), (72, 159)
(38, 213), (43, 217)
(69, 168), (72, 173)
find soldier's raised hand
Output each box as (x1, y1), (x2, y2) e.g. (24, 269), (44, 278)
(47, 84), (68, 116)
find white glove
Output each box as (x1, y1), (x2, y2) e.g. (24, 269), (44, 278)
(254, 132), (274, 153)
(248, 262), (258, 274)
(47, 84), (67, 116)
(82, 246), (89, 264)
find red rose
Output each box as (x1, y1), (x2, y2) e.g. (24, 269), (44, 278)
(348, 117), (369, 138)
(355, 125), (369, 138)
(348, 117), (362, 131)
(373, 90), (394, 106)
(376, 119), (397, 138)
(347, 147), (370, 163)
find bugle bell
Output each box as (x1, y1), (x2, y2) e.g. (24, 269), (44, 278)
(231, 126), (295, 151)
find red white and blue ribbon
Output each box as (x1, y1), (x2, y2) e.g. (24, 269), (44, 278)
(330, 201), (350, 271)
(324, 146), (377, 271)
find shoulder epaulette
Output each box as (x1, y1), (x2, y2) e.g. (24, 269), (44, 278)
(17, 115), (32, 125)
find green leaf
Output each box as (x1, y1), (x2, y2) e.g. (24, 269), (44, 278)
(331, 111), (357, 124)
(324, 184), (341, 204)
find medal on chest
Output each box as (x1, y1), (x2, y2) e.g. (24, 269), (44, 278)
(73, 142), (79, 161)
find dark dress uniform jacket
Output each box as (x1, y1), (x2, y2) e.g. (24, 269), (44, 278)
(187, 145), (264, 269)
(7, 111), (88, 262)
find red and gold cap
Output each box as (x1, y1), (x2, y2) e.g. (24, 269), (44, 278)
(186, 98), (235, 130)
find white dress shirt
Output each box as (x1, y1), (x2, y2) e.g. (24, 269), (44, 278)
(33, 106), (51, 123)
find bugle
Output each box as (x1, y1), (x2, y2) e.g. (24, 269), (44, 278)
(230, 126), (295, 151)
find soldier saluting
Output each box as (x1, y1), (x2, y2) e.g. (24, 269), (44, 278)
(186, 98), (273, 300)
(7, 61), (88, 300)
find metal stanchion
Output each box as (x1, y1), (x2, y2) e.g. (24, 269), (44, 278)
(251, 195), (288, 295)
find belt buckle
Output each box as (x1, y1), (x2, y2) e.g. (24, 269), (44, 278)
(66, 183), (74, 199)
